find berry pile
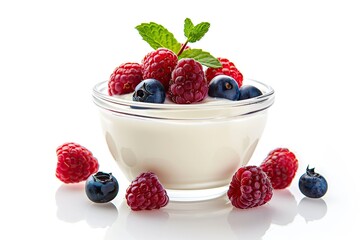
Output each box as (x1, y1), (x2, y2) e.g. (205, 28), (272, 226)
(55, 141), (326, 210)
(55, 142), (169, 209)
(107, 18), (263, 104)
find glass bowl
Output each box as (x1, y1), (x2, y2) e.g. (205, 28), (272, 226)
(92, 79), (275, 201)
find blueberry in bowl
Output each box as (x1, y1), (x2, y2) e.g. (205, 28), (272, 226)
(208, 75), (240, 101)
(238, 85), (262, 100)
(133, 78), (166, 103)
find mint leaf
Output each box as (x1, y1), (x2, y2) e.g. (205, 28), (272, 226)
(179, 49), (221, 68)
(135, 22), (181, 53)
(184, 18), (194, 38)
(187, 21), (210, 43)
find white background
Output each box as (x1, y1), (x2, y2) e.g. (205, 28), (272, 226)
(1, 0), (359, 239)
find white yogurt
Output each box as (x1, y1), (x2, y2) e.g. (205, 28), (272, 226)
(93, 79), (274, 196)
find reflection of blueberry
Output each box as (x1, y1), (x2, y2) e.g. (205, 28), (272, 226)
(85, 172), (119, 203)
(238, 85), (262, 100)
(208, 75), (240, 100)
(133, 79), (165, 103)
(86, 203), (118, 228)
(299, 166), (328, 198)
(298, 197), (327, 222)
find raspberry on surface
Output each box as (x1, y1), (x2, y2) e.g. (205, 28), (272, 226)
(56, 142), (99, 184)
(169, 58), (208, 104)
(205, 57), (243, 87)
(125, 172), (169, 211)
(227, 165), (273, 209)
(260, 148), (299, 189)
(108, 62), (143, 96)
(142, 48), (178, 90)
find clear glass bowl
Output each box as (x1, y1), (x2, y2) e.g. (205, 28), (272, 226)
(92, 79), (275, 201)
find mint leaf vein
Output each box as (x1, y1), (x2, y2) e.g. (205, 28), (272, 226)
(135, 22), (181, 53)
(179, 49), (221, 68)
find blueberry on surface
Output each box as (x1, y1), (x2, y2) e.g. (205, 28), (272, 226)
(208, 75), (240, 101)
(85, 172), (119, 203)
(299, 166), (328, 198)
(133, 79), (165, 103)
(238, 85), (262, 100)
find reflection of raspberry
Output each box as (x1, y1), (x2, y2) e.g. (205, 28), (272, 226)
(227, 166), (273, 209)
(169, 58), (208, 104)
(142, 48), (178, 90)
(126, 172), (169, 211)
(56, 142), (99, 183)
(108, 63), (143, 96)
(260, 148), (298, 189)
(205, 58), (243, 87)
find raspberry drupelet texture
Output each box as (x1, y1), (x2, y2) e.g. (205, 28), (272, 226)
(205, 57), (243, 87)
(55, 142), (99, 183)
(169, 58), (208, 104)
(126, 172), (169, 211)
(260, 148), (299, 189)
(227, 166), (273, 209)
(108, 62), (143, 96)
(142, 48), (178, 90)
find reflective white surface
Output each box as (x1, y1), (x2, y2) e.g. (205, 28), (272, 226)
(1, 0), (359, 239)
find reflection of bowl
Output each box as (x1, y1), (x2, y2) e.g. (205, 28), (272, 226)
(92, 79), (275, 201)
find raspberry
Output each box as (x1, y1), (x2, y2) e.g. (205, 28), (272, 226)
(260, 148), (299, 189)
(108, 62), (143, 96)
(142, 48), (178, 90)
(125, 172), (169, 211)
(205, 58), (243, 87)
(227, 166), (273, 209)
(55, 142), (99, 183)
(169, 58), (208, 104)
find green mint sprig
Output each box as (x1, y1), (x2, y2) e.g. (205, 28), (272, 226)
(135, 22), (182, 54)
(179, 49), (221, 68)
(135, 18), (221, 68)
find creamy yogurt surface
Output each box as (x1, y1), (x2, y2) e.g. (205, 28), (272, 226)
(113, 92), (235, 105)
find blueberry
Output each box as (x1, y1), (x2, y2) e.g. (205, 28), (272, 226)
(133, 79), (165, 103)
(299, 166), (328, 198)
(238, 85), (262, 100)
(208, 75), (240, 101)
(85, 172), (119, 203)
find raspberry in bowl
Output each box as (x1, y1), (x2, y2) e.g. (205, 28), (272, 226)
(92, 78), (274, 201)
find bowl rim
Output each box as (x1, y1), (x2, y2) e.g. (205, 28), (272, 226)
(92, 78), (275, 111)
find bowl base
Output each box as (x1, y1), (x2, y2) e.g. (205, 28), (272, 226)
(167, 186), (228, 202)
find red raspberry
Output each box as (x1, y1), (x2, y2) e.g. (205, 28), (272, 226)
(142, 48), (178, 90)
(205, 57), (243, 87)
(125, 172), (169, 211)
(169, 58), (208, 104)
(55, 142), (99, 184)
(260, 148), (299, 189)
(227, 166), (273, 209)
(108, 62), (143, 96)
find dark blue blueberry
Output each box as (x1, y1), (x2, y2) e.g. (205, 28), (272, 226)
(85, 172), (119, 203)
(208, 75), (240, 101)
(299, 166), (328, 198)
(133, 79), (165, 103)
(238, 85), (262, 100)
